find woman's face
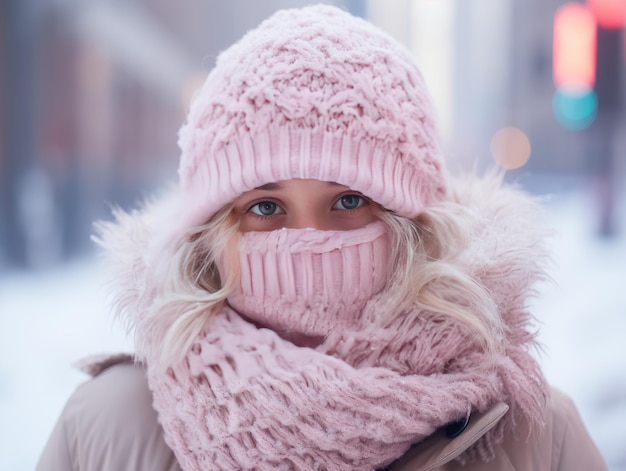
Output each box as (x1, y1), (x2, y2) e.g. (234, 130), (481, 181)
(233, 179), (379, 232)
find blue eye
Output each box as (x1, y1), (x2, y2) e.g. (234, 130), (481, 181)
(249, 201), (285, 216)
(334, 194), (364, 210)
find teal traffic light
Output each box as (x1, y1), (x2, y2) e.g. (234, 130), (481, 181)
(552, 86), (598, 130)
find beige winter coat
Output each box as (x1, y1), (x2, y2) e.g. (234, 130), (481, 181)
(36, 359), (606, 471)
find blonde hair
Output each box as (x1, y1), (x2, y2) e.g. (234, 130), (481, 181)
(377, 201), (503, 356)
(147, 204), (239, 366)
(153, 197), (502, 366)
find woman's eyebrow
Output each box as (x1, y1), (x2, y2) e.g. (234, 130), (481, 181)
(255, 182), (283, 191)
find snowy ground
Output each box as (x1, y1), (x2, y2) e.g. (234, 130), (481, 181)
(1, 186), (625, 470)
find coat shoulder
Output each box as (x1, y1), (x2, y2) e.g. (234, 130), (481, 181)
(36, 360), (181, 471)
(393, 386), (608, 471)
(496, 386), (607, 471)
(546, 387), (607, 471)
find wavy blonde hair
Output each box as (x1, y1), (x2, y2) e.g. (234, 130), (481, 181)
(149, 195), (502, 367)
(376, 201), (502, 356)
(144, 204), (239, 366)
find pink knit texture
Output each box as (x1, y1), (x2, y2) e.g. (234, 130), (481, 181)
(177, 4), (446, 227)
(150, 308), (504, 470)
(225, 221), (390, 337)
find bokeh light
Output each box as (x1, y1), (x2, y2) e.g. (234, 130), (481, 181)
(490, 127), (531, 170)
(553, 3), (597, 89)
(553, 85), (598, 130)
(182, 73), (207, 111)
(587, 0), (626, 29)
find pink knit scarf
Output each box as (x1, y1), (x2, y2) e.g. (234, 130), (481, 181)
(146, 223), (546, 470)
(224, 222), (390, 341)
(149, 309), (480, 471)
(148, 302), (544, 470)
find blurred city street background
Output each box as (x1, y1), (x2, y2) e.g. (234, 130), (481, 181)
(1, 0), (625, 469)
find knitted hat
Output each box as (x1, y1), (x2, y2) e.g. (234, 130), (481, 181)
(177, 4), (446, 227)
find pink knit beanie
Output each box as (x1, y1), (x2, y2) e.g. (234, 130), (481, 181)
(177, 4), (446, 226)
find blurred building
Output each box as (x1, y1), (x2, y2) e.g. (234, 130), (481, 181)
(0, 0), (361, 269)
(1, 0), (624, 270)
(370, 0), (625, 234)
(468, 0), (624, 237)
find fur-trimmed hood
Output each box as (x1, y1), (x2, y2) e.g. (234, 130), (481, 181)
(95, 173), (550, 361)
(94, 173), (552, 466)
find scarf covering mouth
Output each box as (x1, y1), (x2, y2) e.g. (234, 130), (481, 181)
(95, 175), (550, 469)
(224, 221), (391, 339)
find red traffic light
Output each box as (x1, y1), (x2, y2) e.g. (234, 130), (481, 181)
(587, 0), (626, 29)
(553, 3), (597, 89)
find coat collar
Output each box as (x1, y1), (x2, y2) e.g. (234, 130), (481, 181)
(387, 402), (510, 471)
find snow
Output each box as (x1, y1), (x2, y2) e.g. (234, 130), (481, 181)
(533, 188), (626, 470)
(0, 186), (625, 470)
(0, 260), (131, 470)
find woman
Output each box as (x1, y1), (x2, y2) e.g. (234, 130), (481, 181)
(37, 5), (606, 470)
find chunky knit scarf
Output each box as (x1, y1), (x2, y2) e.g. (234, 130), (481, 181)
(149, 306), (508, 470)
(97, 176), (549, 470)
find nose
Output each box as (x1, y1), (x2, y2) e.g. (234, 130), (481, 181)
(287, 213), (327, 230)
